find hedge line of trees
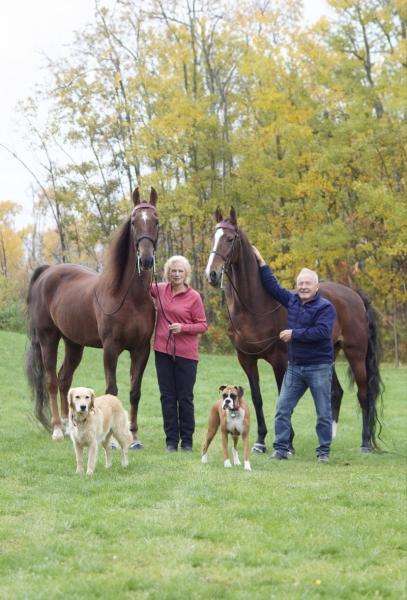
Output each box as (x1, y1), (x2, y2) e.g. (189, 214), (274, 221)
(1, 0), (406, 362)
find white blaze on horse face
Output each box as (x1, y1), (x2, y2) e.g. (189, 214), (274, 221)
(141, 210), (148, 223)
(205, 228), (224, 278)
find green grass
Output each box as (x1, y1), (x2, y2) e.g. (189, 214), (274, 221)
(0, 330), (406, 599)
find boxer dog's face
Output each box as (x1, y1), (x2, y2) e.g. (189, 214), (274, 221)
(220, 385), (244, 411)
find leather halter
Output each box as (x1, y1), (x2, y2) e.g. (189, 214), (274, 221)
(132, 203), (159, 250)
(210, 222), (240, 266)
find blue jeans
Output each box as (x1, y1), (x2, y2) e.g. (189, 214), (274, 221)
(274, 363), (333, 457)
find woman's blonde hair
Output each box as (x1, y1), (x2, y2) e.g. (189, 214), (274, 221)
(163, 255), (192, 285)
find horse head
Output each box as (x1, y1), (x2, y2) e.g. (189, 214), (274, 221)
(205, 207), (240, 287)
(131, 187), (159, 271)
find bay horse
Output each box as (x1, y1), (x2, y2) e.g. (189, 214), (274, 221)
(26, 188), (159, 445)
(205, 208), (382, 454)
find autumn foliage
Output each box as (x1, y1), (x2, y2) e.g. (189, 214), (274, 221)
(2, 0), (406, 362)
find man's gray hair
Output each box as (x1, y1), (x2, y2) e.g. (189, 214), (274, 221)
(296, 268), (319, 284)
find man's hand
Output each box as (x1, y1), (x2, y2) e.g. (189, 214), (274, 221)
(252, 245), (266, 267)
(279, 329), (293, 343)
(169, 323), (183, 334)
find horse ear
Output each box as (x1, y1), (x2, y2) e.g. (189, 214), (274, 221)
(132, 187), (140, 206)
(238, 386), (244, 399)
(229, 207), (237, 226)
(150, 187), (157, 206)
(215, 207), (223, 223)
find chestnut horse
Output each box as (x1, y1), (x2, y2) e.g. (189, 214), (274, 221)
(205, 208), (382, 454)
(26, 188), (159, 445)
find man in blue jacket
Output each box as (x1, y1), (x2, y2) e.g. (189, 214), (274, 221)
(252, 247), (336, 463)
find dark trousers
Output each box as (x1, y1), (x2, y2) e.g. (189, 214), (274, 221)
(155, 351), (198, 449)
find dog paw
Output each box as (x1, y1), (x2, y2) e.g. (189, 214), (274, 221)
(75, 468), (84, 475)
(224, 459), (232, 468)
(201, 454), (208, 464)
(244, 461), (252, 471)
(86, 470), (94, 476)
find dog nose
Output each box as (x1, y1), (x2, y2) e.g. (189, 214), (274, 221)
(80, 405), (87, 411)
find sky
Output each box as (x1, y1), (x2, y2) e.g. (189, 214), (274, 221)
(0, 0), (332, 229)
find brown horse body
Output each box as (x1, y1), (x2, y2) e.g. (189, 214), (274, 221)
(206, 209), (382, 453)
(26, 188), (159, 443)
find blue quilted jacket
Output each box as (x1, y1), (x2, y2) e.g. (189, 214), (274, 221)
(259, 266), (336, 365)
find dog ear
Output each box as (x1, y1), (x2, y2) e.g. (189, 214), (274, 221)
(68, 388), (74, 407)
(89, 389), (96, 411)
(238, 386), (244, 398)
(219, 384), (227, 392)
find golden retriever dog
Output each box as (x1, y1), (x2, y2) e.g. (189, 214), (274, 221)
(68, 387), (133, 475)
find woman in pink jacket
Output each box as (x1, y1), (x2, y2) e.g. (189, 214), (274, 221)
(151, 255), (208, 452)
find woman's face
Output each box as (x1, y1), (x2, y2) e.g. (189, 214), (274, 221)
(169, 262), (186, 286)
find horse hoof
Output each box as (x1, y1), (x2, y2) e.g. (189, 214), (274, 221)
(360, 446), (372, 454)
(130, 440), (143, 450)
(52, 427), (64, 441)
(251, 443), (267, 454)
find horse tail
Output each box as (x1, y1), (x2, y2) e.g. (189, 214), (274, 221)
(356, 289), (384, 449)
(26, 265), (52, 432)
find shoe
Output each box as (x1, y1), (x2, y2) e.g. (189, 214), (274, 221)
(166, 445), (178, 452)
(317, 454), (330, 464)
(269, 450), (288, 460)
(180, 446), (193, 452)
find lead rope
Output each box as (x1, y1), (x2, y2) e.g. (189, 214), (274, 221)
(153, 274), (176, 360)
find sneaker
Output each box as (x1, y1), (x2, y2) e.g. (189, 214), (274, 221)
(269, 450), (288, 460)
(317, 454), (330, 464)
(180, 446), (193, 452)
(166, 445), (178, 453)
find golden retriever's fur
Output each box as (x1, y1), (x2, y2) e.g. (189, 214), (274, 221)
(68, 387), (133, 475)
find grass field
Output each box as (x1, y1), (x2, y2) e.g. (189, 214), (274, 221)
(0, 330), (406, 599)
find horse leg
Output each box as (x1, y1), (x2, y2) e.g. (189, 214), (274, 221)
(343, 347), (372, 452)
(237, 352), (267, 453)
(58, 341), (84, 435)
(331, 367), (343, 439)
(128, 344), (151, 448)
(39, 332), (63, 440)
(103, 341), (121, 396)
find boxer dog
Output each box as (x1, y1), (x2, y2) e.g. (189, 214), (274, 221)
(202, 384), (251, 471)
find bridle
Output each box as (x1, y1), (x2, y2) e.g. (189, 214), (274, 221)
(95, 203), (159, 316)
(132, 203), (159, 275)
(210, 221), (282, 355)
(209, 221), (240, 287)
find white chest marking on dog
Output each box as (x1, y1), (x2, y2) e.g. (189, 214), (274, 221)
(141, 210), (148, 223)
(205, 228), (224, 277)
(226, 409), (245, 435)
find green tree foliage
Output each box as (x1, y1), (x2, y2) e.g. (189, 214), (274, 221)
(11, 0), (407, 360)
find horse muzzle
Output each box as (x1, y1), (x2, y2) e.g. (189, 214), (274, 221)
(208, 269), (222, 287)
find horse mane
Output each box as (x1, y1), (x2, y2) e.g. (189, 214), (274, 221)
(102, 218), (132, 291)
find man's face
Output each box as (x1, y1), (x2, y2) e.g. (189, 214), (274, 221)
(296, 273), (319, 303)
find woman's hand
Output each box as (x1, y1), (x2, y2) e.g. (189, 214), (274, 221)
(252, 245), (266, 267)
(169, 323), (183, 334)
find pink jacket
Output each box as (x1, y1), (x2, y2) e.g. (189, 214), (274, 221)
(151, 282), (208, 360)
